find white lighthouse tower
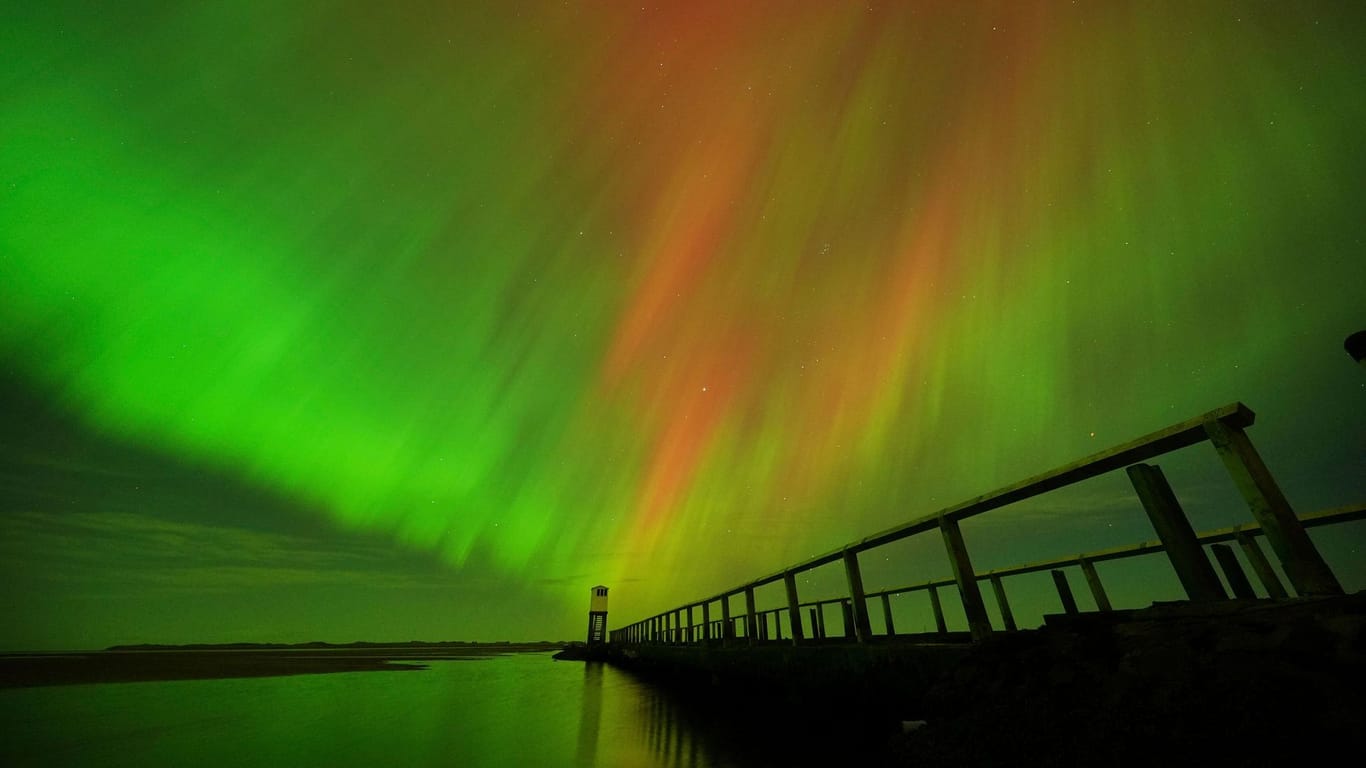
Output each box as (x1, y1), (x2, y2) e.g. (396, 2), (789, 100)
(586, 585), (609, 645)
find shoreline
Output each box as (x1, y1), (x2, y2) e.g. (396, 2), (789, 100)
(0, 643), (564, 689)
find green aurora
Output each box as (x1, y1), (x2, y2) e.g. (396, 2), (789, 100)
(2, 1), (1364, 649)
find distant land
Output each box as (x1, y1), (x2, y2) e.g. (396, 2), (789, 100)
(2, 641), (568, 689)
(105, 640), (568, 651)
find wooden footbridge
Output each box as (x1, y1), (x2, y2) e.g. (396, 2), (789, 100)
(609, 402), (1364, 648)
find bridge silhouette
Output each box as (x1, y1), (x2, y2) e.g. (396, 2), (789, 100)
(609, 402), (1363, 648)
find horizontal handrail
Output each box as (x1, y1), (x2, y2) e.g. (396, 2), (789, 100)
(610, 401), (1355, 646)
(651, 403), (1253, 610)
(628, 503), (1366, 636)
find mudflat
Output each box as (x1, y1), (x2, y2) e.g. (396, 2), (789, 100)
(0, 643), (563, 688)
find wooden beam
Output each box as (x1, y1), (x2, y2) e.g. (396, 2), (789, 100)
(881, 593), (896, 637)
(1212, 543), (1256, 599)
(989, 575), (1017, 631)
(744, 587), (758, 645)
(940, 516), (992, 641)
(1205, 419), (1342, 596)
(1127, 463), (1227, 601)
(842, 549), (873, 643)
(928, 584), (948, 634)
(1235, 530), (1287, 599)
(843, 403), (1254, 553)
(1078, 556), (1112, 612)
(1051, 569), (1079, 615)
(784, 572), (804, 645)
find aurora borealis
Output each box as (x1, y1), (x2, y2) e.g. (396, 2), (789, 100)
(2, 0), (1364, 649)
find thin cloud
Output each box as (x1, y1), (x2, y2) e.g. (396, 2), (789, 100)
(0, 509), (460, 594)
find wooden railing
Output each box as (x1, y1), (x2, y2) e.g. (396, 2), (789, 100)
(609, 403), (1359, 647)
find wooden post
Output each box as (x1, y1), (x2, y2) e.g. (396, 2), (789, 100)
(1051, 569), (1079, 615)
(687, 605), (695, 644)
(1078, 556), (1113, 612)
(721, 595), (732, 644)
(939, 515), (992, 641)
(841, 600), (855, 639)
(842, 549), (874, 643)
(809, 608), (820, 640)
(784, 571), (805, 645)
(928, 584), (948, 634)
(881, 593), (896, 637)
(1235, 530), (1288, 598)
(774, 610), (783, 641)
(816, 606), (827, 639)
(989, 575), (1018, 631)
(1204, 419), (1342, 596)
(1127, 463), (1227, 601)
(1212, 543), (1256, 599)
(702, 601), (711, 643)
(744, 586), (758, 645)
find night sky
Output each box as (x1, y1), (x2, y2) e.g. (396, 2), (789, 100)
(3, 1), (1364, 650)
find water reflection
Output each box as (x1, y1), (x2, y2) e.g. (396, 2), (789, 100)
(637, 672), (707, 768)
(573, 660), (721, 767)
(574, 662), (603, 766)
(0, 653), (862, 767)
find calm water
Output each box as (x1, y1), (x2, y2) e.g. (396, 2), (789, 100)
(0, 654), (774, 768)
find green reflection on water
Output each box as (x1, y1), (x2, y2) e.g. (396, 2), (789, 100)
(0, 654), (733, 768)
